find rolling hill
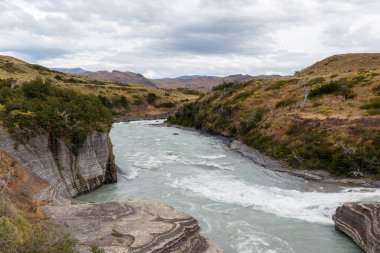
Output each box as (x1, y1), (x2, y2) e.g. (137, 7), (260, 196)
(168, 53), (380, 178)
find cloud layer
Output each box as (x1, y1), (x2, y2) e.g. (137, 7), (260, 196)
(1, 0), (379, 78)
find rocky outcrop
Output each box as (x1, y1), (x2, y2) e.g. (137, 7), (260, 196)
(46, 199), (223, 253)
(0, 126), (117, 202)
(333, 202), (380, 253)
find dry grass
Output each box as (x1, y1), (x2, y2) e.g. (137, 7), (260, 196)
(0, 151), (48, 220)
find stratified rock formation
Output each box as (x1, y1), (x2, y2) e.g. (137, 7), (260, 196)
(0, 126), (117, 202)
(333, 202), (380, 253)
(46, 200), (223, 253)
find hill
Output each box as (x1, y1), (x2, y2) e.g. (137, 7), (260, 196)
(84, 70), (157, 87)
(299, 53), (380, 76)
(153, 74), (280, 89)
(0, 55), (201, 119)
(168, 53), (380, 178)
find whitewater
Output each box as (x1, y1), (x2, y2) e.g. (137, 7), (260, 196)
(78, 120), (380, 253)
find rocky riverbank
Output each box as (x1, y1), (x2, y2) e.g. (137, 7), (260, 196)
(167, 121), (380, 188)
(333, 202), (380, 253)
(229, 140), (380, 188)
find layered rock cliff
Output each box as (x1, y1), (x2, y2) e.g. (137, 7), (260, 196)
(333, 202), (380, 253)
(0, 126), (117, 203)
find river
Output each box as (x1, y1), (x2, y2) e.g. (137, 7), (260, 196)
(78, 120), (380, 253)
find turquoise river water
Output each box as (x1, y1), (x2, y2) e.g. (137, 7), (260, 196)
(78, 120), (380, 253)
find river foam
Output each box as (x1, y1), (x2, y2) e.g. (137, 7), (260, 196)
(170, 172), (380, 224)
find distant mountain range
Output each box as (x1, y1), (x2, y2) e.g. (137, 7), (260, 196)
(152, 74), (281, 89)
(83, 70), (157, 87)
(52, 68), (88, 74)
(52, 68), (281, 89)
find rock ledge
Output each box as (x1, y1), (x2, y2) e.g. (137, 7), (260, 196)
(45, 199), (224, 253)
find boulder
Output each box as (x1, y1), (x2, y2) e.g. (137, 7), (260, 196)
(333, 202), (380, 253)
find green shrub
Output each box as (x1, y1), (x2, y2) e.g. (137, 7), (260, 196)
(275, 98), (297, 108)
(361, 98), (380, 115)
(309, 79), (356, 99)
(309, 82), (341, 98)
(372, 85), (380, 95)
(132, 96), (144, 105)
(146, 93), (157, 104)
(155, 102), (176, 108)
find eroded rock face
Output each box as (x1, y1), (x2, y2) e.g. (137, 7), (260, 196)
(333, 202), (380, 253)
(45, 200), (224, 253)
(0, 126), (117, 202)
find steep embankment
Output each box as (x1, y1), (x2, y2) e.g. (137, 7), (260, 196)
(168, 53), (380, 179)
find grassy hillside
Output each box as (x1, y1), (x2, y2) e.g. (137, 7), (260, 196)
(0, 56), (201, 119)
(168, 54), (380, 178)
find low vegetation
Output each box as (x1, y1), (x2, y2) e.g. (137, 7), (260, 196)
(168, 54), (380, 178)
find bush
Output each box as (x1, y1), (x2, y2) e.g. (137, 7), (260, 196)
(155, 102), (176, 108)
(361, 98), (380, 115)
(146, 93), (157, 104)
(309, 79), (356, 99)
(132, 96), (143, 105)
(309, 82), (341, 98)
(275, 98), (297, 108)
(373, 85), (380, 95)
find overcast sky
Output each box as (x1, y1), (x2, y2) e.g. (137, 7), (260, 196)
(1, 0), (379, 78)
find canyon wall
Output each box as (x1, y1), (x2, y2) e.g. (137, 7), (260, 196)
(0, 126), (117, 203)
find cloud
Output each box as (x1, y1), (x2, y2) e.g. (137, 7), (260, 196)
(0, 0), (379, 78)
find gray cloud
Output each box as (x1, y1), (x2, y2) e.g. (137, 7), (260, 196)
(0, 0), (379, 78)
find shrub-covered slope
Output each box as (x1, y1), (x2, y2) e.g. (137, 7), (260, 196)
(0, 55), (201, 119)
(0, 78), (112, 155)
(168, 54), (380, 177)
